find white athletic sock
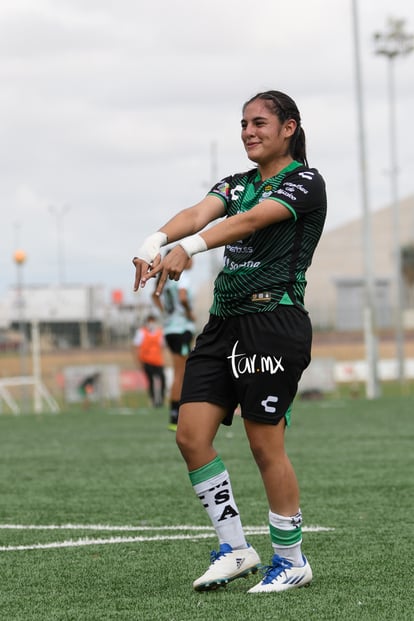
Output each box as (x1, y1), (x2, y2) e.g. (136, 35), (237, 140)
(189, 456), (247, 549)
(269, 509), (304, 566)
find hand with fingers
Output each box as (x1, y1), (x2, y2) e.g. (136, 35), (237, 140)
(132, 254), (162, 291)
(149, 245), (191, 297)
(132, 232), (168, 291)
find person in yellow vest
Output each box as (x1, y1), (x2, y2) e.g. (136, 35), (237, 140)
(132, 314), (166, 407)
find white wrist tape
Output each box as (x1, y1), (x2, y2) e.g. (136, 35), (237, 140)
(179, 234), (208, 258)
(137, 232), (168, 263)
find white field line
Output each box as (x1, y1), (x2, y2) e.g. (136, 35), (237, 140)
(0, 524), (333, 532)
(0, 524), (334, 552)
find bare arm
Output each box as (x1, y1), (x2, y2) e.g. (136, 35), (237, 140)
(150, 198), (292, 296)
(133, 195), (225, 291)
(199, 198), (291, 249)
(159, 196), (225, 243)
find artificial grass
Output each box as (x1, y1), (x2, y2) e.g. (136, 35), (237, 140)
(0, 395), (412, 620)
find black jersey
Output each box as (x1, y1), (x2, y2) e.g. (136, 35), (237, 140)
(208, 160), (327, 317)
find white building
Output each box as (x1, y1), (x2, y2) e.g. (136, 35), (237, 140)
(305, 194), (414, 330)
(0, 284), (149, 348)
(194, 194), (414, 332)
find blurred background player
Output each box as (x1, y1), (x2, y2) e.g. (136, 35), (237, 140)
(78, 371), (100, 409)
(132, 314), (166, 408)
(152, 255), (195, 431)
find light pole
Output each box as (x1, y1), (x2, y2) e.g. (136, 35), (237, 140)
(13, 249), (28, 406)
(351, 0), (380, 399)
(373, 17), (414, 385)
(49, 204), (70, 285)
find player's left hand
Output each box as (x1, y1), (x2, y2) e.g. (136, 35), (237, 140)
(148, 246), (189, 296)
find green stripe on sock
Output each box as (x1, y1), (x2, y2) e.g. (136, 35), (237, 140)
(189, 456), (225, 486)
(269, 523), (302, 546)
(284, 403), (292, 427)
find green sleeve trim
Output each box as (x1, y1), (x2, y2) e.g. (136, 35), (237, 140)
(269, 523), (302, 546)
(284, 403), (292, 427)
(268, 197), (297, 221)
(207, 192), (227, 207)
(189, 455), (225, 486)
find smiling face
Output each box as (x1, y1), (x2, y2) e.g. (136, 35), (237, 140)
(241, 99), (297, 170)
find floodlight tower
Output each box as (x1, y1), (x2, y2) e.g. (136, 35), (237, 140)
(14, 248), (27, 336)
(351, 0), (380, 398)
(373, 17), (414, 385)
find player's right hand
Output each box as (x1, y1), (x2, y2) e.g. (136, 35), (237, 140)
(132, 255), (159, 291)
(147, 245), (189, 297)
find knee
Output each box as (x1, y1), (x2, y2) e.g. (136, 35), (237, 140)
(249, 442), (268, 469)
(249, 440), (285, 472)
(176, 426), (216, 471)
(175, 426), (193, 459)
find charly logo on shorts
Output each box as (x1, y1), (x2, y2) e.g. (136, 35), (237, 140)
(227, 340), (285, 379)
(261, 395), (279, 413)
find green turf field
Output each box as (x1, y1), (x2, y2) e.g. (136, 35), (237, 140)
(0, 395), (412, 621)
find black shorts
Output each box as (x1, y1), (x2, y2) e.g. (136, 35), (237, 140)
(165, 331), (194, 356)
(180, 306), (312, 426)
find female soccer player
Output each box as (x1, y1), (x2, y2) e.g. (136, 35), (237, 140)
(132, 90), (327, 593)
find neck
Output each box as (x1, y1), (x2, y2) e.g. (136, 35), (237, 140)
(258, 156), (294, 181)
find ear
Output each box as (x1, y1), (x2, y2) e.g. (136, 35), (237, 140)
(284, 118), (297, 138)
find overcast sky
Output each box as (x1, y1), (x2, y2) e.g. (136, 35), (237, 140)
(1, 0), (413, 304)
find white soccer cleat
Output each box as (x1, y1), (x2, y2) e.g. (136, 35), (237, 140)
(193, 543), (261, 591)
(248, 553), (312, 593)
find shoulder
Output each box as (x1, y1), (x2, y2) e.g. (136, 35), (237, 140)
(209, 169), (257, 199)
(281, 166), (326, 202)
(285, 165), (325, 185)
(290, 166), (325, 189)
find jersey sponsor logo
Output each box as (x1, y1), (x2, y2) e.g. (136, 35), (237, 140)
(230, 184), (245, 201)
(284, 182), (309, 195)
(298, 171), (315, 181)
(276, 188), (296, 201)
(226, 244), (254, 254)
(251, 292), (272, 303)
(224, 257), (261, 271)
(227, 340), (285, 379)
(261, 395), (279, 413)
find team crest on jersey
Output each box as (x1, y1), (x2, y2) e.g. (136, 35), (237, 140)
(215, 181), (230, 199)
(260, 191), (272, 201)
